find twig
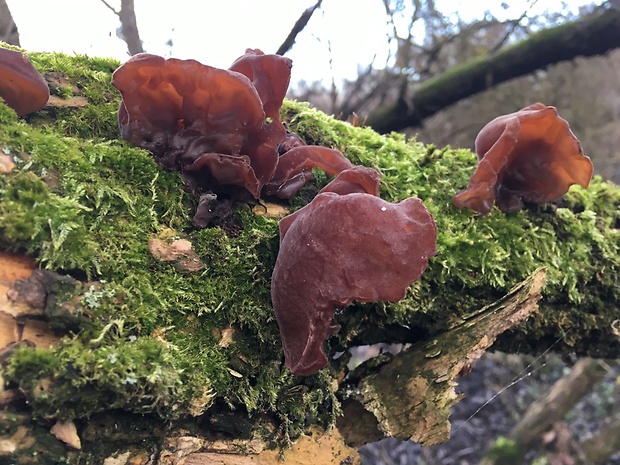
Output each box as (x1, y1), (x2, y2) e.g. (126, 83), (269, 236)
(276, 0), (323, 55)
(99, 0), (119, 16)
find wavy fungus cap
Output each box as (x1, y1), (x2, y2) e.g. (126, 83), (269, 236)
(453, 103), (593, 215)
(111, 50), (362, 229)
(111, 53), (275, 197)
(0, 47), (49, 116)
(271, 167), (437, 375)
(111, 53), (265, 159)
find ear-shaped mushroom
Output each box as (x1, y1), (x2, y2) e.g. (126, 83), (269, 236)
(111, 51), (366, 210)
(453, 103), (593, 215)
(0, 47), (49, 116)
(229, 49), (294, 191)
(271, 167), (437, 375)
(318, 165), (381, 196)
(112, 53), (265, 160)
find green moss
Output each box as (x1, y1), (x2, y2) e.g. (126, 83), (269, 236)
(5, 334), (214, 419)
(0, 67), (330, 438)
(27, 49), (122, 140)
(0, 51), (618, 447)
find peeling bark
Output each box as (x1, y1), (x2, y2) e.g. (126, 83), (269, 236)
(338, 268), (547, 447)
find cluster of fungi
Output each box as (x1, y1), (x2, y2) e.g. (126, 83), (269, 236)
(110, 49), (354, 230)
(0, 46), (593, 375)
(110, 49), (439, 375)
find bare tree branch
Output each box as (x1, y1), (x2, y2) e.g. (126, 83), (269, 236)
(276, 0), (322, 56)
(99, 0), (119, 15)
(509, 359), (608, 453)
(489, 0), (539, 53)
(482, 358), (611, 464)
(580, 413), (620, 465)
(99, 0), (144, 55)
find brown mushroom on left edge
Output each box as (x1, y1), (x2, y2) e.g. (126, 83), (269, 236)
(0, 48), (49, 116)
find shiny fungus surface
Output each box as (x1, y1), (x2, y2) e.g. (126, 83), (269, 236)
(111, 51), (354, 205)
(453, 103), (593, 215)
(0, 47), (49, 116)
(271, 167), (437, 375)
(229, 48), (292, 123)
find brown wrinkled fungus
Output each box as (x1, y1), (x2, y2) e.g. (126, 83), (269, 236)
(265, 146), (354, 199)
(453, 103), (593, 215)
(0, 47), (49, 116)
(271, 167), (437, 376)
(111, 53), (269, 195)
(229, 48), (292, 123)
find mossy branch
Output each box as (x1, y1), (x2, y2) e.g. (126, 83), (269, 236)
(366, 4), (620, 133)
(0, 48), (618, 463)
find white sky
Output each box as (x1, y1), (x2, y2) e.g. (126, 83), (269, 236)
(7, 0), (603, 86)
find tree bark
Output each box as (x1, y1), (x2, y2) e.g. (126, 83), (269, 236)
(0, 0), (20, 46)
(366, 3), (620, 133)
(339, 269), (547, 447)
(118, 0), (143, 55)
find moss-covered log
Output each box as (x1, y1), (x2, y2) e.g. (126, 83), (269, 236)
(0, 48), (618, 464)
(366, 3), (620, 133)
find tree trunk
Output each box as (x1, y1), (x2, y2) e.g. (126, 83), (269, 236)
(119, 0), (143, 55)
(0, 0), (19, 46)
(100, 0), (144, 55)
(366, 3), (620, 133)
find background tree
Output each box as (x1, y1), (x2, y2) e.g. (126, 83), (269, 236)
(292, 1), (616, 125)
(0, 0), (19, 46)
(290, 1), (620, 183)
(364, 2), (620, 133)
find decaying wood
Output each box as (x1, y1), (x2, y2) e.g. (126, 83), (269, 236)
(338, 268), (547, 447)
(160, 428), (359, 465)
